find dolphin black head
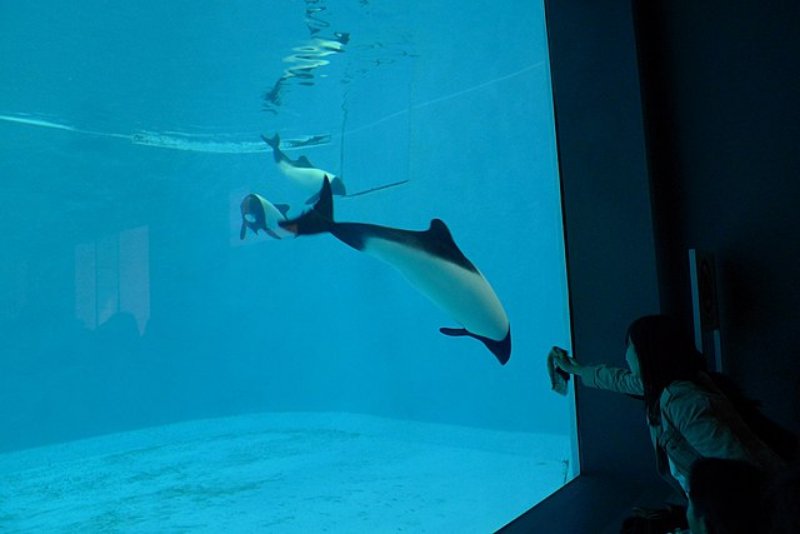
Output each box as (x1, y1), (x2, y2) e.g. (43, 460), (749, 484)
(240, 194), (268, 239)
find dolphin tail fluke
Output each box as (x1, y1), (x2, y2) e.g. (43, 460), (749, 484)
(440, 327), (512, 365)
(305, 176), (346, 204)
(304, 192), (321, 205)
(261, 133), (280, 149)
(279, 176), (335, 236)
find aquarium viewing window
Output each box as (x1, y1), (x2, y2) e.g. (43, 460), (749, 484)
(0, 1), (575, 530)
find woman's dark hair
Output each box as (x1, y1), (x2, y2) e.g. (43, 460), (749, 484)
(626, 315), (706, 425)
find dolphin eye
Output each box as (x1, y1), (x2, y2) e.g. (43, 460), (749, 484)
(245, 214), (257, 223)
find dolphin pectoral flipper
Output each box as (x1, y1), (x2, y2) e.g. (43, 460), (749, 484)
(440, 327), (512, 365)
(440, 327), (470, 337)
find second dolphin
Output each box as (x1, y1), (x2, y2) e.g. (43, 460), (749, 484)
(270, 177), (512, 364)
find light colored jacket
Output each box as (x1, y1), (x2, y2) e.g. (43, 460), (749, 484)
(581, 365), (784, 494)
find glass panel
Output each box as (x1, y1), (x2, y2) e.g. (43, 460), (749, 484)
(0, 1), (575, 530)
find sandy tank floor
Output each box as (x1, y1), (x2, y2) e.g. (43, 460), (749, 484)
(0, 412), (570, 532)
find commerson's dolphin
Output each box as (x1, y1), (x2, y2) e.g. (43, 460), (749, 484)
(239, 193), (294, 240)
(262, 133), (346, 203)
(273, 176), (512, 364)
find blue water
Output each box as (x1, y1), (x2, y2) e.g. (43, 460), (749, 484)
(0, 0), (573, 530)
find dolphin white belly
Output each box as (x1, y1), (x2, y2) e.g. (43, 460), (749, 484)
(277, 160), (333, 191)
(364, 237), (509, 341)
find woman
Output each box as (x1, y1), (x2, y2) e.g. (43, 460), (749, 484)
(550, 315), (785, 497)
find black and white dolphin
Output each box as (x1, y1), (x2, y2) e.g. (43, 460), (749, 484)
(262, 133), (346, 203)
(272, 176), (511, 364)
(239, 193), (294, 240)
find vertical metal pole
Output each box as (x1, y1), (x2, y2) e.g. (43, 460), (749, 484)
(689, 249), (723, 372)
(689, 249), (703, 354)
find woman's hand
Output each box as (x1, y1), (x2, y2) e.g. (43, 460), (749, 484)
(549, 346), (584, 375)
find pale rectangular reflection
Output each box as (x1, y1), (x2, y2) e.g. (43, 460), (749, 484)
(74, 226), (150, 335)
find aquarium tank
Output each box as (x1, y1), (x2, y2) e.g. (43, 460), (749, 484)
(0, 1), (575, 531)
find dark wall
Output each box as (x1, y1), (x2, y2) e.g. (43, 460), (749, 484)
(545, 0), (662, 484)
(635, 1), (800, 432)
(508, 1), (799, 531)
(504, 1), (670, 531)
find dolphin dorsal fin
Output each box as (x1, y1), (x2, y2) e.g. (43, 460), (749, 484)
(427, 219), (455, 244)
(296, 156), (314, 168)
(423, 219), (479, 273)
(274, 203), (291, 217)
